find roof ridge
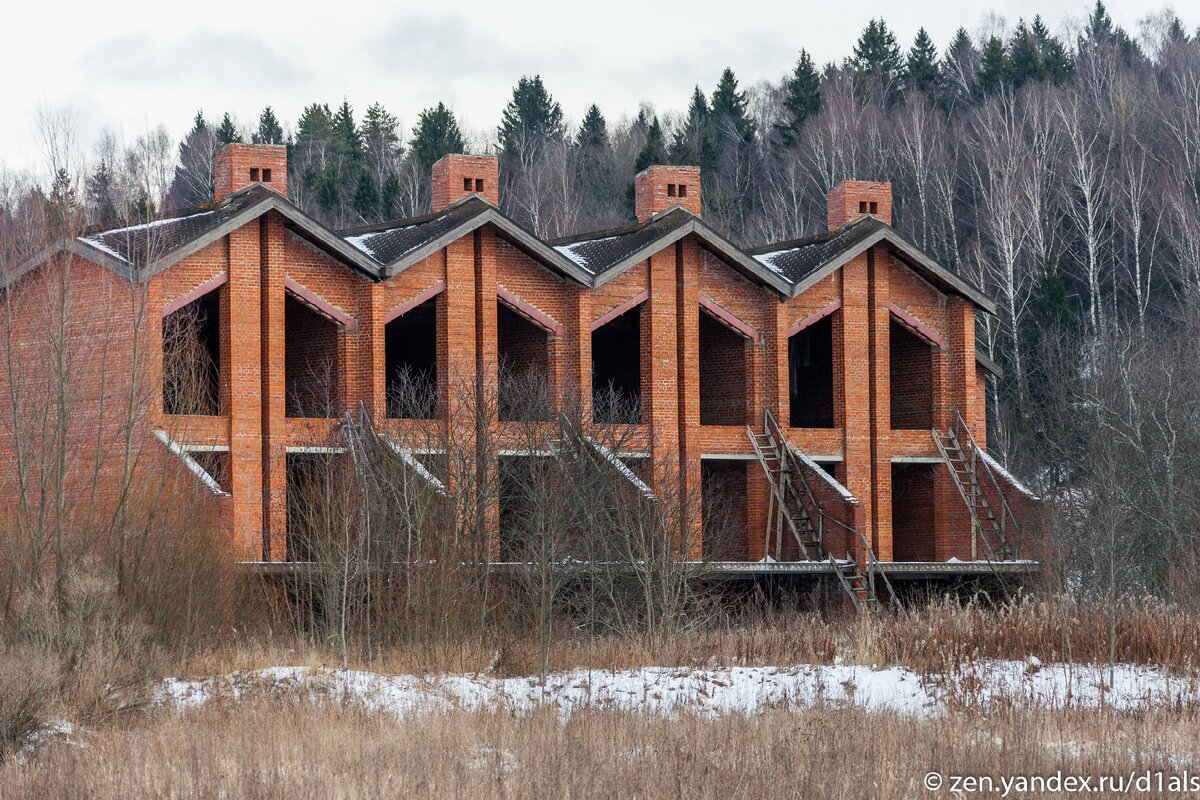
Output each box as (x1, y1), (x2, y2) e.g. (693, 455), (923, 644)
(747, 214), (882, 255)
(340, 195), (489, 237)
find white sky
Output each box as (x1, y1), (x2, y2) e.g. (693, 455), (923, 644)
(0, 0), (1183, 178)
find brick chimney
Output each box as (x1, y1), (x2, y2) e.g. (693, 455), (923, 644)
(634, 165), (701, 223)
(431, 154), (499, 211)
(213, 143), (288, 202)
(827, 180), (892, 231)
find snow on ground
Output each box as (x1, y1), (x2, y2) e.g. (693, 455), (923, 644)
(158, 660), (1200, 720)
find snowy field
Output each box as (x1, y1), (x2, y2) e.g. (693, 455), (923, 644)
(159, 660), (1200, 719)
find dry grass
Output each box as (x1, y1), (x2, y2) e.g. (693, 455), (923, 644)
(180, 594), (1200, 679)
(5, 700), (1199, 799)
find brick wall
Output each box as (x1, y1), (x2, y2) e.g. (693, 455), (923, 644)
(698, 311), (747, 425)
(214, 144), (288, 202)
(634, 165), (702, 222)
(431, 154), (500, 211)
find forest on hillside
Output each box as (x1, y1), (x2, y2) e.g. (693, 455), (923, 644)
(4, 1), (1200, 598)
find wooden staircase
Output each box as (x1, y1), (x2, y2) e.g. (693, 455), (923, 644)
(747, 410), (891, 613)
(932, 411), (1019, 562)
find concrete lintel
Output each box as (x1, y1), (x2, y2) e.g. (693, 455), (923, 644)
(787, 300), (842, 338)
(497, 284), (565, 336)
(181, 443), (231, 453)
(888, 302), (948, 351)
(284, 277), (359, 333)
(384, 280), (445, 324)
(699, 453), (758, 461)
(591, 290), (649, 331)
(891, 455), (944, 464)
(163, 271), (229, 316)
(699, 294), (761, 343)
(285, 445), (346, 454)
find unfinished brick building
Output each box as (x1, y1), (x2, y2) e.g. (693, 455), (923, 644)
(0, 143), (1039, 607)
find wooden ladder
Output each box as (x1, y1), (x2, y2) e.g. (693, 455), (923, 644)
(932, 412), (1017, 561)
(747, 410), (890, 612)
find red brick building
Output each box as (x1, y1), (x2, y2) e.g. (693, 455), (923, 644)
(0, 143), (1038, 603)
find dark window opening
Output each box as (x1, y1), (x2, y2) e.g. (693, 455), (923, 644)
(250, 167), (260, 181)
(592, 306), (642, 424)
(678, 184), (688, 198)
(498, 302), (552, 421)
(869, 201), (878, 214)
(263, 168), (272, 182)
(189, 450), (231, 493)
(788, 314), (834, 428)
(286, 452), (342, 562)
(498, 455), (555, 561)
(285, 294), (341, 419)
(892, 463), (936, 561)
(667, 183), (677, 197)
(702, 460), (748, 561)
(385, 297), (438, 419)
(163, 290), (222, 416)
(890, 319), (933, 430)
(463, 177), (472, 191)
(475, 178), (484, 192)
(858, 200), (867, 213)
(699, 311), (747, 426)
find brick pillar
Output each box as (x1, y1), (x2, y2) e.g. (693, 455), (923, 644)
(442, 237), (479, 546)
(365, 283), (387, 417)
(227, 222), (265, 560)
(934, 297), (977, 559)
(644, 248), (681, 536)
(867, 247), (893, 561)
(562, 285), (589, 420)
(474, 228), (500, 557)
(839, 252), (876, 561)
(260, 214), (288, 560)
(675, 240), (703, 557)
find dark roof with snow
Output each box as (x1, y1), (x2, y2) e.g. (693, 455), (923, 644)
(342, 196), (492, 267)
(549, 210), (693, 277)
(747, 215), (886, 284)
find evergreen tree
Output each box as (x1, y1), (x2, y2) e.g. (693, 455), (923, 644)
(938, 28), (979, 112)
(1032, 16), (1074, 84)
(409, 102), (466, 170)
(576, 104), (608, 150)
(710, 68), (755, 142)
(1007, 21), (1042, 88)
(352, 170), (378, 219)
(974, 36), (1009, 99)
(361, 102), (401, 191)
(296, 103), (334, 144)
(634, 116), (667, 172)
(87, 159), (119, 226)
(216, 112), (242, 146)
(294, 103), (335, 202)
(1080, 0), (1142, 61)
(670, 86), (715, 166)
(167, 110), (218, 209)
(776, 51), (821, 147)
(46, 168), (78, 236)
(498, 75), (565, 154)
(851, 18), (904, 106)
(904, 29), (940, 94)
(252, 106), (284, 145)
(1165, 15), (1189, 45)
(315, 161), (340, 212)
(380, 172), (402, 219)
(331, 99), (363, 162)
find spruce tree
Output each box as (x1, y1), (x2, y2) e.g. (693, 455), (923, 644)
(216, 113), (242, 146)
(1007, 21), (1041, 88)
(710, 68), (755, 142)
(974, 36), (1008, 99)
(352, 170), (378, 219)
(87, 159), (120, 226)
(252, 106), (284, 145)
(851, 19), (904, 106)
(316, 161), (340, 213)
(634, 117), (667, 172)
(1031, 17), (1074, 83)
(904, 29), (940, 94)
(408, 102), (466, 171)
(361, 102), (401, 185)
(670, 87), (715, 166)
(332, 99), (363, 163)
(776, 51), (821, 147)
(46, 168), (78, 237)
(576, 104), (608, 150)
(498, 75), (565, 154)
(380, 172), (402, 219)
(1081, 0), (1141, 60)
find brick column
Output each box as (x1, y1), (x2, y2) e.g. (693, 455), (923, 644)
(934, 296), (977, 558)
(443, 237), (480, 548)
(838, 254), (873, 560)
(260, 214), (288, 560)
(644, 249), (681, 531)
(675, 240), (703, 557)
(227, 222), (265, 560)
(867, 247), (893, 561)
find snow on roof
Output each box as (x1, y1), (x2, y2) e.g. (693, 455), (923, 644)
(552, 234), (621, 272)
(344, 224), (418, 262)
(978, 450), (1039, 500)
(751, 249), (794, 276)
(790, 446), (858, 503)
(78, 209), (219, 264)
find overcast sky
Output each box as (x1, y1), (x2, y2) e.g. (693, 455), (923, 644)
(0, 0), (1182, 178)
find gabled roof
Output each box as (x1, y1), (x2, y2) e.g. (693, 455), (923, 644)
(3, 185), (383, 292)
(748, 215), (997, 313)
(550, 206), (792, 295)
(342, 195), (592, 285)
